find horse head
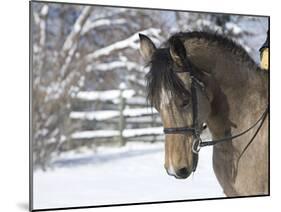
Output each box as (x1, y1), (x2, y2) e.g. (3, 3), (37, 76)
(139, 34), (211, 179)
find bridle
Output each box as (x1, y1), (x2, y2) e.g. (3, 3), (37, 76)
(164, 59), (209, 172)
(163, 65), (207, 155)
(162, 46), (268, 160)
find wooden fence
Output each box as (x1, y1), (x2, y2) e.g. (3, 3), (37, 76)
(69, 87), (164, 148)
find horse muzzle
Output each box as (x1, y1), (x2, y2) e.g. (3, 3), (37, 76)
(165, 165), (193, 179)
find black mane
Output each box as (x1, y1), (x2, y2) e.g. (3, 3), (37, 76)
(146, 48), (190, 109)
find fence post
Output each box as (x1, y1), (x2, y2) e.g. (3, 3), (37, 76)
(151, 113), (157, 143)
(118, 83), (126, 146)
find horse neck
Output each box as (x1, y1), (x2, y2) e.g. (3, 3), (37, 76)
(185, 39), (268, 138)
(186, 39), (267, 106)
(209, 52), (268, 119)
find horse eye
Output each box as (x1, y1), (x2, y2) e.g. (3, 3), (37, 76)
(181, 100), (190, 109)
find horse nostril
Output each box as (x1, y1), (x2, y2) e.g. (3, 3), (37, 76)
(177, 167), (191, 178)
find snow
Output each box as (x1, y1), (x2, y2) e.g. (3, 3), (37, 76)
(119, 82), (126, 90)
(62, 6), (92, 52)
(124, 107), (158, 117)
(70, 110), (119, 121)
(33, 11), (40, 25)
(71, 127), (163, 139)
(40, 5), (48, 16)
(126, 116), (161, 123)
(196, 19), (221, 32)
(74, 89), (135, 101)
(126, 96), (146, 105)
(122, 127), (163, 138)
(33, 135), (224, 209)
(93, 61), (142, 72)
(71, 130), (119, 139)
(81, 19), (126, 35)
(225, 22), (242, 35)
(70, 107), (158, 121)
(73, 24), (81, 33)
(86, 28), (161, 60)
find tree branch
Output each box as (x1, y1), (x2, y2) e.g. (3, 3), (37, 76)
(85, 28), (161, 61)
(61, 6), (92, 54)
(81, 18), (126, 35)
(59, 6), (92, 78)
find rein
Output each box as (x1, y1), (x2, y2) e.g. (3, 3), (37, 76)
(162, 45), (268, 154)
(200, 106), (268, 147)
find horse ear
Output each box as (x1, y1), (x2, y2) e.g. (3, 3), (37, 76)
(169, 37), (186, 65)
(139, 34), (156, 61)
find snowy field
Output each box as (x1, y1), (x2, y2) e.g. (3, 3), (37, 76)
(33, 133), (224, 210)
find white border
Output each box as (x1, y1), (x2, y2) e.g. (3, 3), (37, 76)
(1, 0), (279, 212)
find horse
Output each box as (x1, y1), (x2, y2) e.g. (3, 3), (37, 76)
(139, 31), (268, 197)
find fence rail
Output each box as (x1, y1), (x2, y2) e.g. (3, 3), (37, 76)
(69, 87), (163, 147)
(70, 107), (158, 121)
(71, 127), (163, 140)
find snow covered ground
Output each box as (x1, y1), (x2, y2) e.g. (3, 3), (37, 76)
(33, 132), (224, 210)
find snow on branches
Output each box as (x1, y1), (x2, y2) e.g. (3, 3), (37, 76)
(85, 28), (161, 60)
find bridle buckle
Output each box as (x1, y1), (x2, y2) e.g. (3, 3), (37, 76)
(192, 137), (202, 154)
